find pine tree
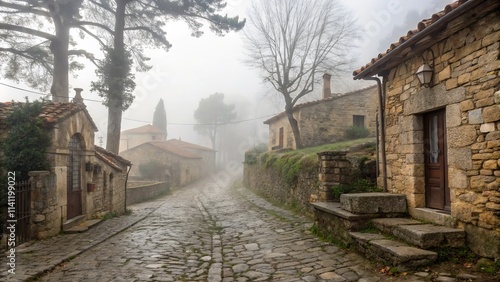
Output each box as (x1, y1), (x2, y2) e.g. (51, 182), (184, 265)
(153, 98), (167, 138)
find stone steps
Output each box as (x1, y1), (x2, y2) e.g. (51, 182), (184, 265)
(62, 215), (86, 231)
(65, 219), (102, 233)
(349, 232), (438, 270)
(372, 218), (466, 249)
(312, 193), (467, 270)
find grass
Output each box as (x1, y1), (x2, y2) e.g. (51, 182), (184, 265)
(309, 223), (347, 249)
(102, 210), (119, 221)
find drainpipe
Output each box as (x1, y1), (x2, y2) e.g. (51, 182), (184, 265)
(363, 76), (387, 192)
(375, 115), (379, 178)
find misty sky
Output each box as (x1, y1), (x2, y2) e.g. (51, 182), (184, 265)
(0, 0), (452, 148)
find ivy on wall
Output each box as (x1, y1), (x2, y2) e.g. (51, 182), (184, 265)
(1, 99), (51, 180)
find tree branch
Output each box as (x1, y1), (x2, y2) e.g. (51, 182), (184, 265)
(0, 1), (50, 17)
(0, 23), (56, 40)
(72, 21), (115, 35)
(68, 49), (99, 68)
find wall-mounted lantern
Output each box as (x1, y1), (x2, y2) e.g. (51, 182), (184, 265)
(416, 49), (435, 88)
(416, 64), (433, 87)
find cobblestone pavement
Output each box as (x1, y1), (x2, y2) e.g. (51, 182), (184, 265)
(3, 176), (493, 281)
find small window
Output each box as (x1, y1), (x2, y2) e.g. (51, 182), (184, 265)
(152, 135), (156, 140)
(278, 127), (284, 147)
(353, 115), (365, 128)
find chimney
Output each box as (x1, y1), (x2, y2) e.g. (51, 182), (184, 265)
(72, 88), (84, 104)
(322, 73), (331, 99)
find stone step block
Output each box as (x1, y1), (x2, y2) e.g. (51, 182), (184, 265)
(340, 193), (407, 214)
(350, 232), (438, 270)
(372, 218), (466, 249)
(62, 215), (86, 231)
(65, 219), (102, 234)
(391, 224), (466, 249)
(372, 218), (422, 234)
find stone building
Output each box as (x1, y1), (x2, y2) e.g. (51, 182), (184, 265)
(120, 141), (203, 187)
(165, 138), (216, 176)
(119, 124), (167, 153)
(0, 97), (131, 239)
(353, 0), (499, 258)
(263, 74), (378, 150)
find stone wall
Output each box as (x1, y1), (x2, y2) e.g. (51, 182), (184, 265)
(126, 181), (170, 206)
(29, 171), (61, 239)
(243, 157), (319, 217)
(265, 87), (378, 150)
(381, 7), (499, 258)
(299, 87), (378, 147)
(316, 152), (352, 202)
(243, 149), (372, 216)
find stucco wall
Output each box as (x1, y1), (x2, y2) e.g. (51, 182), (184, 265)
(381, 8), (499, 258)
(119, 132), (166, 153)
(120, 145), (201, 187)
(266, 113), (298, 150)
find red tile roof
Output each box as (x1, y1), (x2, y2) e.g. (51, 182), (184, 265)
(165, 139), (216, 152)
(144, 141), (202, 159)
(95, 146), (131, 171)
(121, 124), (165, 135)
(0, 101), (98, 131)
(352, 0), (488, 79)
(263, 85), (377, 125)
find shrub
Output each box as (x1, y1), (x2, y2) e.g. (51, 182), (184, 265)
(244, 144), (267, 165)
(332, 178), (381, 199)
(1, 99), (51, 180)
(345, 126), (370, 140)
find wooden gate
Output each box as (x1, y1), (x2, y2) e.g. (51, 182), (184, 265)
(15, 179), (31, 245)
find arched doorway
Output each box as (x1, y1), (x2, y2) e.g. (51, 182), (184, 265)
(67, 134), (83, 219)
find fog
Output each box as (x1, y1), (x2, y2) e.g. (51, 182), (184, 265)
(0, 0), (454, 164)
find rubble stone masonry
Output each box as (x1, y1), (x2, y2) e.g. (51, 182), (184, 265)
(382, 9), (499, 258)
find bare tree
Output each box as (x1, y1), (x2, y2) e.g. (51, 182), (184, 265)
(244, 0), (358, 149)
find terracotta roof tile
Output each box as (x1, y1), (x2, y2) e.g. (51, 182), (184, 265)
(353, 0), (479, 78)
(95, 146), (131, 169)
(147, 142), (202, 159)
(0, 101), (98, 131)
(146, 141), (202, 159)
(165, 139), (216, 152)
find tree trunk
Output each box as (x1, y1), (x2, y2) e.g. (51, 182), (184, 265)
(285, 107), (303, 149)
(50, 29), (69, 102)
(49, 6), (71, 102)
(105, 0), (127, 154)
(106, 98), (123, 153)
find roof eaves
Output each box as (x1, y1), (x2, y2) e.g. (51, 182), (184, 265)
(352, 0), (483, 79)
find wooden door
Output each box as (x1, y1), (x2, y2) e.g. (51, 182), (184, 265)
(67, 135), (83, 219)
(424, 109), (450, 210)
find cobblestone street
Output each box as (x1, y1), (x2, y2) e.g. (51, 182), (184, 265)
(24, 176), (391, 282)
